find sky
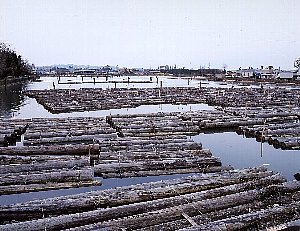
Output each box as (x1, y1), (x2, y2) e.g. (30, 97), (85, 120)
(0, 0), (299, 70)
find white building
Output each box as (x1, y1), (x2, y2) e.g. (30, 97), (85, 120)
(277, 71), (295, 80)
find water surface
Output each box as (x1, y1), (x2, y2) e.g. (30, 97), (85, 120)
(193, 132), (300, 181)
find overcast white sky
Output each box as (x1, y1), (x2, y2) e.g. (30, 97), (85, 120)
(0, 0), (299, 69)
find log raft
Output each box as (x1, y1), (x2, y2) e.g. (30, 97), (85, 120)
(0, 106), (299, 229)
(0, 170), (299, 230)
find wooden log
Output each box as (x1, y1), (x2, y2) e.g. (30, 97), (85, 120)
(138, 191), (300, 230)
(24, 128), (116, 140)
(0, 167), (94, 186)
(66, 179), (298, 231)
(270, 137), (300, 150)
(0, 144), (100, 156)
(94, 157), (221, 178)
(98, 149), (212, 161)
(1, 178), (296, 231)
(0, 180), (101, 195)
(179, 200), (300, 231)
(23, 134), (117, 146)
(0, 158), (89, 174)
(99, 166), (230, 178)
(0, 168), (277, 223)
(135, 202), (267, 231)
(0, 155), (86, 165)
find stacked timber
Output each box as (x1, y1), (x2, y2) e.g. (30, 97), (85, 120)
(25, 87), (208, 113)
(109, 112), (199, 137)
(0, 167), (299, 230)
(0, 148), (100, 195)
(24, 86), (300, 150)
(232, 107), (300, 150)
(23, 117), (117, 146)
(0, 117), (113, 194)
(91, 113), (222, 177)
(25, 86), (300, 114)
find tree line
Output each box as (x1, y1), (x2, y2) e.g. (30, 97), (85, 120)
(0, 42), (32, 79)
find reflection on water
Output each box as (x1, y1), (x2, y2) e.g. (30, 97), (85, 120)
(0, 82), (28, 118)
(192, 132), (300, 181)
(12, 96), (214, 119)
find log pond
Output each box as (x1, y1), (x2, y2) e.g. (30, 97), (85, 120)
(1, 76), (299, 180)
(0, 75), (300, 229)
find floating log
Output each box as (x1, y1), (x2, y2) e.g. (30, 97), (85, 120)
(98, 149), (213, 161)
(23, 134), (117, 146)
(0, 154), (86, 165)
(0, 144), (100, 156)
(0, 167), (279, 223)
(179, 200), (300, 231)
(1, 179), (297, 231)
(24, 128), (116, 140)
(94, 157), (221, 178)
(0, 157), (89, 174)
(0, 180), (101, 195)
(74, 181), (298, 231)
(0, 167), (94, 186)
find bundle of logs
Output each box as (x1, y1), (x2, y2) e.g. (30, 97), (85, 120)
(25, 86), (300, 114)
(0, 117), (117, 195)
(0, 167), (299, 230)
(24, 86), (300, 149)
(0, 111), (300, 229)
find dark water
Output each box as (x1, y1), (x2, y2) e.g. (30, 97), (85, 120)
(0, 82), (27, 118)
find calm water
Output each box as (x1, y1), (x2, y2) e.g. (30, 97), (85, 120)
(0, 76), (299, 205)
(193, 132), (300, 181)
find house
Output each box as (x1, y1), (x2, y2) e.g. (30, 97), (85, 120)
(236, 67), (256, 78)
(225, 70), (238, 78)
(259, 66), (277, 79)
(277, 71), (295, 80)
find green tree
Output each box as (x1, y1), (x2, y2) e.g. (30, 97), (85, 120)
(0, 42), (32, 79)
